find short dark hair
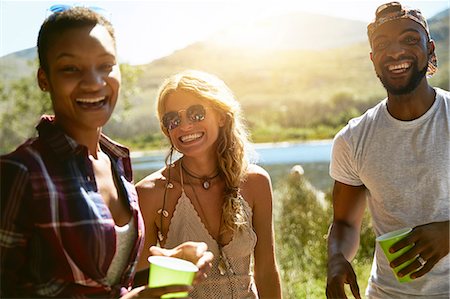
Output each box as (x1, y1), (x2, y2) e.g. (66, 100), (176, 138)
(37, 7), (115, 73)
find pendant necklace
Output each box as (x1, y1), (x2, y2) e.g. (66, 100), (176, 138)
(183, 165), (234, 276)
(183, 162), (236, 298)
(181, 161), (220, 190)
(188, 176), (234, 277)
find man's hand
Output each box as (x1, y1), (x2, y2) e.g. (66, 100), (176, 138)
(326, 253), (361, 299)
(390, 221), (449, 279)
(150, 241), (213, 283)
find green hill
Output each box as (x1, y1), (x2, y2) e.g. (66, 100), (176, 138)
(1, 9), (449, 152)
(120, 9), (448, 145)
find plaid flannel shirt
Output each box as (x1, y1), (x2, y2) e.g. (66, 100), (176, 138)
(0, 116), (144, 298)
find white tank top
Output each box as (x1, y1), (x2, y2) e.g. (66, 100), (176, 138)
(164, 167), (259, 298)
(106, 216), (137, 286)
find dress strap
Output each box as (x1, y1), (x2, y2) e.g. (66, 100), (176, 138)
(179, 160), (185, 193)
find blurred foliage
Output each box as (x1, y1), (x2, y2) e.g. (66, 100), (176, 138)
(0, 60), (51, 152)
(274, 170), (375, 298)
(1, 10), (448, 154)
(103, 64), (151, 139)
(0, 62), (145, 153)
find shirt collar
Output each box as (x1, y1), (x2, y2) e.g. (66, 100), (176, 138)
(36, 115), (131, 164)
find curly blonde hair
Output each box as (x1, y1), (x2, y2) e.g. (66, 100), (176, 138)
(156, 70), (251, 232)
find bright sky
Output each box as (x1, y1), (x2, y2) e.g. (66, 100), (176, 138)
(1, 0), (449, 65)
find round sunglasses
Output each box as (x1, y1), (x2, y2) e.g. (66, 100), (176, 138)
(162, 104), (207, 131)
(46, 4), (111, 21)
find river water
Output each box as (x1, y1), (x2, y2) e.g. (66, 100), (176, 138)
(131, 140), (334, 192)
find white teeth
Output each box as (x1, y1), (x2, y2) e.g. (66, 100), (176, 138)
(388, 63), (410, 71)
(181, 133), (203, 142)
(76, 97), (105, 103)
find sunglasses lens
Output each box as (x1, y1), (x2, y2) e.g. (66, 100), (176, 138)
(49, 4), (71, 13)
(163, 105), (207, 130)
(162, 112), (180, 130)
(47, 4), (111, 20)
(89, 6), (110, 15)
(88, 6), (112, 20)
(187, 105), (206, 122)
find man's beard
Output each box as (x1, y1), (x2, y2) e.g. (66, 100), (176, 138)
(377, 62), (428, 95)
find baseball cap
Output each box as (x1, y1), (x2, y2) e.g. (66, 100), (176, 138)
(367, 1), (437, 77)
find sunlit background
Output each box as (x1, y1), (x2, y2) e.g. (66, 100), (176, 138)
(1, 0), (449, 195)
(1, 0), (448, 64)
(1, 1), (449, 297)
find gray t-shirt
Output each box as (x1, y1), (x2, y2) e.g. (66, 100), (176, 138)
(330, 88), (450, 298)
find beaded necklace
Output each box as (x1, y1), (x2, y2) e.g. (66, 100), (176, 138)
(181, 162), (220, 190)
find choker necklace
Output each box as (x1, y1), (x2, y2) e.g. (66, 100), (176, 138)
(181, 162), (220, 190)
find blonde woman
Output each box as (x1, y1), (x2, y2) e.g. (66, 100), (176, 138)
(135, 70), (282, 298)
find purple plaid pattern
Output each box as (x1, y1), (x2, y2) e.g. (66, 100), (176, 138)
(0, 116), (144, 298)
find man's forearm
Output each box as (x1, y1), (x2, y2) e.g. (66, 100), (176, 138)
(328, 221), (361, 261)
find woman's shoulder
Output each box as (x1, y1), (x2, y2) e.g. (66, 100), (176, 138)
(136, 167), (167, 191)
(246, 163), (271, 180)
(240, 164), (273, 206)
(242, 164), (271, 190)
(135, 167), (170, 212)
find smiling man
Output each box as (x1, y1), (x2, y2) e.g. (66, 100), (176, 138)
(326, 2), (449, 299)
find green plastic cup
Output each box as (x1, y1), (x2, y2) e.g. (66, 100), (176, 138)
(376, 227), (415, 283)
(148, 256), (198, 298)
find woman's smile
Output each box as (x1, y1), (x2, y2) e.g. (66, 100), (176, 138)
(180, 132), (204, 143)
(75, 96), (107, 109)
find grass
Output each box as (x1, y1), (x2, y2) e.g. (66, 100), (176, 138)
(349, 260), (372, 299)
(275, 250), (373, 298)
(273, 173), (375, 298)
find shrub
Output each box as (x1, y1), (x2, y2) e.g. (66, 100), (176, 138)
(274, 167), (375, 298)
